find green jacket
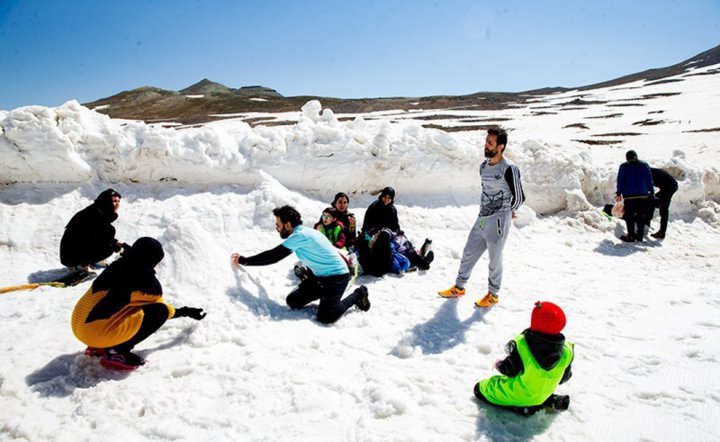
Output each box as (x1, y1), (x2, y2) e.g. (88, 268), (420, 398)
(478, 334), (573, 406)
(318, 222), (346, 249)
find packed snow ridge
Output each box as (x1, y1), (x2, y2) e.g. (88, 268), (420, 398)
(1, 63), (719, 220)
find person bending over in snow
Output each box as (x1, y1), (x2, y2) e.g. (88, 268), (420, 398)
(315, 207), (347, 250)
(438, 127), (525, 308)
(60, 188), (128, 271)
(615, 150), (654, 242)
(231, 205), (370, 324)
(71, 237), (206, 370)
(474, 301), (574, 416)
(648, 167), (678, 240)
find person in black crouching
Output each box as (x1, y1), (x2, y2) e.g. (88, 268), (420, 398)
(60, 189), (127, 270)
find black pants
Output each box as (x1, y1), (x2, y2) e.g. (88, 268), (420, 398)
(624, 197), (651, 240)
(114, 304), (169, 353)
(60, 241), (116, 268)
(286, 273), (360, 324)
(654, 191), (675, 235)
(358, 231), (394, 277)
(405, 246), (432, 270)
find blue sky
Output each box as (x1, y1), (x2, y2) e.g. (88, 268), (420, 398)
(1, 0), (719, 109)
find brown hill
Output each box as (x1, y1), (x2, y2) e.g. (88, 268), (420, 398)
(84, 44), (720, 125)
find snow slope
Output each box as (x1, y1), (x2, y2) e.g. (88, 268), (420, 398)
(1, 64), (719, 441)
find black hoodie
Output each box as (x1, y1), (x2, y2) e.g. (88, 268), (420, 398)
(361, 187), (400, 235)
(85, 237), (164, 323)
(495, 329), (573, 384)
(59, 189), (122, 267)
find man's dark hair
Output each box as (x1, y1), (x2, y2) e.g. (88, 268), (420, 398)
(273, 205), (302, 227)
(487, 127), (508, 148)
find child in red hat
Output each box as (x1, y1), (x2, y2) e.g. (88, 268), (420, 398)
(474, 301), (574, 415)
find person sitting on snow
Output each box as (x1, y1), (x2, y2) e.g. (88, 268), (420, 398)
(315, 192), (357, 249)
(231, 205), (370, 324)
(315, 207), (347, 250)
(357, 187), (433, 277)
(60, 188), (128, 270)
(71, 237), (206, 370)
(361, 186), (401, 236)
(474, 301), (574, 416)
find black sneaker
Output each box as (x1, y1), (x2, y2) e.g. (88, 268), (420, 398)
(620, 235), (635, 242)
(545, 394), (570, 411)
(294, 264), (311, 281)
(354, 286), (370, 311)
(424, 251), (434, 265)
(417, 251), (434, 270)
(651, 232), (665, 239)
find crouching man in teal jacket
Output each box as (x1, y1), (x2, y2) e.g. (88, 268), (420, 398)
(474, 301), (574, 416)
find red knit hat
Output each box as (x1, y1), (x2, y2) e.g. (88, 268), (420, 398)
(530, 301), (566, 334)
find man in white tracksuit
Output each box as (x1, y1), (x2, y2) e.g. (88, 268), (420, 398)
(438, 127), (525, 308)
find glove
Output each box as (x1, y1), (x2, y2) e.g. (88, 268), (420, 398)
(175, 307), (206, 320)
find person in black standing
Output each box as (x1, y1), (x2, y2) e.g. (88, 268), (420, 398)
(60, 189), (127, 270)
(649, 168), (679, 239)
(616, 150), (654, 242)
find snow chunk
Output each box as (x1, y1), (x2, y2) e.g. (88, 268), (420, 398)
(301, 100), (322, 122)
(512, 205), (536, 228)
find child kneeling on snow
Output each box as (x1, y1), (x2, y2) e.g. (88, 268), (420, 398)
(474, 301), (574, 416)
(71, 237), (206, 370)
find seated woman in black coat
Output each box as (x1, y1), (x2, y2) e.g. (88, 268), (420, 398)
(60, 189), (127, 270)
(358, 187), (433, 276)
(361, 186), (400, 236)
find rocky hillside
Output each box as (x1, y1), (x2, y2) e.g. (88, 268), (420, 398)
(84, 44), (720, 125)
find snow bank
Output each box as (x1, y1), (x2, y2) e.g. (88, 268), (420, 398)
(1, 100), (719, 217)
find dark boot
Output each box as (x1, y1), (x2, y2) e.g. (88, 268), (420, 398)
(354, 286), (370, 311)
(544, 394), (570, 411)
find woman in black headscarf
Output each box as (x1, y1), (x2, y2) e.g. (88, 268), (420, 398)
(361, 187), (400, 236)
(71, 237), (206, 370)
(358, 187), (433, 276)
(60, 189), (127, 269)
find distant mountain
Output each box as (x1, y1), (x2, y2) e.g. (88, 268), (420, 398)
(180, 79), (282, 97)
(180, 79), (233, 95)
(576, 43), (720, 91)
(84, 44), (720, 125)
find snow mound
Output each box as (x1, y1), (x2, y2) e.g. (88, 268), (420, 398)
(1, 101), (719, 222)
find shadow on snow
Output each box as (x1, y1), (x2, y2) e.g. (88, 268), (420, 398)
(393, 298), (486, 356)
(473, 396), (561, 441)
(25, 326), (198, 397)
